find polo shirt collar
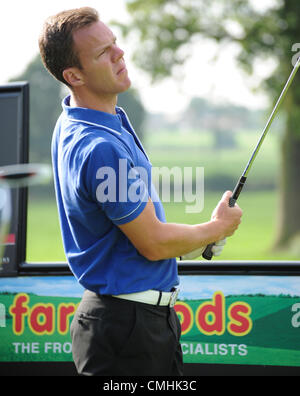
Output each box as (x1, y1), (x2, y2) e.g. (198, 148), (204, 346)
(62, 95), (149, 161)
(62, 95), (123, 134)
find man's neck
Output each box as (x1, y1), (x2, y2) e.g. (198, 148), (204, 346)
(70, 90), (118, 115)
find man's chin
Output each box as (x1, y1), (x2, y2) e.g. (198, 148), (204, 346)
(119, 77), (132, 93)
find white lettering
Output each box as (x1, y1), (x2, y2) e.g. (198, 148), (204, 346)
(181, 342), (248, 357)
(96, 166), (117, 203)
(291, 303), (300, 328)
(291, 43), (300, 66)
(0, 303), (6, 327)
(12, 342), (40, 354)
(95, 160), (205, 213)
(103, 380), (138, 394)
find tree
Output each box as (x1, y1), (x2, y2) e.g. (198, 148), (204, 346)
(183, 98), (262, 149)
(9, 54), (63, 164)
(116, 0), (300, 249)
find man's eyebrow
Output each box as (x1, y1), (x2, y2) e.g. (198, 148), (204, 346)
(98, 36), (117, 51)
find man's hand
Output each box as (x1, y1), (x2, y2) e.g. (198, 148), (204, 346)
(211, 191), (243, 239)
(211, 238), (227, 256)
(180, 238), (226, 260)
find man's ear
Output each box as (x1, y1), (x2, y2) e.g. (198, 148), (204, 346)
(62, 68), (85, 88)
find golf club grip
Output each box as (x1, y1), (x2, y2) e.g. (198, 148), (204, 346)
(229, 197), (237, 208)
(202, 194), (238, 260)
(202, 243), (215, 260)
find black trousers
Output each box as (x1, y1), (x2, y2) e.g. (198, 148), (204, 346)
(70, 290), (183, 376)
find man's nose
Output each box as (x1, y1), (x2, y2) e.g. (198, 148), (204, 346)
(112, 45), (125, 62)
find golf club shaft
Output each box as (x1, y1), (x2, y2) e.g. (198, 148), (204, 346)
(202, 56), (300, 261)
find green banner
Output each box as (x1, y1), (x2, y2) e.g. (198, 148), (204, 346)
(0, 275), (300, 366)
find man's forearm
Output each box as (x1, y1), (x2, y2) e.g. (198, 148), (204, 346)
(148, 220), (225, 261)
(118, 195), (241, 262)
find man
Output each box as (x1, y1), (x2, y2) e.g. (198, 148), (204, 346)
(39, 7), (242, 376)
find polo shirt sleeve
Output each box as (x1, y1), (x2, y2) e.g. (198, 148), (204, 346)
(84, 138), (149, 225)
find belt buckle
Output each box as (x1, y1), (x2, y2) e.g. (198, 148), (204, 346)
(169, 288), (179, 308)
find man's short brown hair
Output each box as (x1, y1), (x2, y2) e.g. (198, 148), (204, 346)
(39, 7), (99, 86)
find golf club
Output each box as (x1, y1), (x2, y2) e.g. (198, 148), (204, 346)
(0, 163), (51, 188)
(202, 55), (300, 260)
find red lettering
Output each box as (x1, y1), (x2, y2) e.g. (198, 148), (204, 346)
(196, 292), (225, 336)
(9, 294), (29, 335)
(58, 304), (77, 335)
(228, 302), (252, 336)
(29, 304), (55, 335)
(174, 302), (193, 335)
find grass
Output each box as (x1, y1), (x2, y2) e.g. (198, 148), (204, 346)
(164, 191), (299, 261)
(26, 191), (300, 263)
(27, 195), (65, 262)
(145, 129), (280, 190)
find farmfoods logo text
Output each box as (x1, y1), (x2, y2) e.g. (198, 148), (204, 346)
(175, 291), (252, 337)
(2, 275), (300, 366)
(8, 291), (252, 337)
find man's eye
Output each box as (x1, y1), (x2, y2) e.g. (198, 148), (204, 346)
(99, 49), (107, 57)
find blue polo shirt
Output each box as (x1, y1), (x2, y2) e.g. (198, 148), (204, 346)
(51, 96), (179, 295)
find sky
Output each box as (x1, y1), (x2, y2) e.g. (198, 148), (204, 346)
(1, 275), (300, 298)
(0, 0), (272, 115)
